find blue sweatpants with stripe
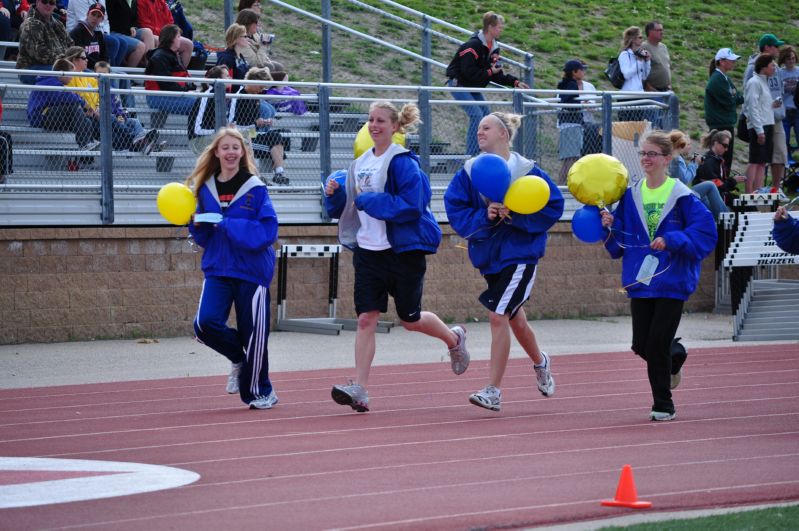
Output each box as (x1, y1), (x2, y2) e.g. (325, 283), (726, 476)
(194, 276), (273, 404)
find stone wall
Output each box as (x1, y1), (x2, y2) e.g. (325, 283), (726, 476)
(0, 224), (720, 344)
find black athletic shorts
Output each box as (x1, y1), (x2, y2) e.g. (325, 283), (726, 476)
(353, 247), (426, 322)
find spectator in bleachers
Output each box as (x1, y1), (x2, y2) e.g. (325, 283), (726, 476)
(16, 0), (74, 84)
(144, 24), (196, 116)
(694, 129), (746, 211)
(106, 0), (155, 57)
(94, 60), (163, 153)
(68, 2), (111, 70)
(0, 97), (13, 184)
(445, 11), (528, 155)
(215, 23), (250, 81)
(229, 66), (288, 185)
(67, 1), (145, 68)
(237, 0), (261, 12)
(618, 26), (651, 122)
(132, 0), (192, 67)
(0, 1), (29, 45)
(235, 8), (284, 74)
(188, 65), (230, 155)
(670, 130), (735, 221)
(27, 58), (100, 151)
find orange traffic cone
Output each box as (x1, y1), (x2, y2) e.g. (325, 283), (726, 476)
(600, 464), (652, 508)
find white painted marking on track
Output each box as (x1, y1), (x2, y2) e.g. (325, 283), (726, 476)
(0, 457), (200, 508)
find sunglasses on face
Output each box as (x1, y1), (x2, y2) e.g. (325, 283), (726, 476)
(40, 0), (57, 6)
(719, 142), (730, 149)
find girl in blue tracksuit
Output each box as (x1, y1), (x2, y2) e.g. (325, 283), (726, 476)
(445, 112), (564, 412)
(601, 131), (717, 421)
(323, 101), (469, 413)
(187, 127), (279, 410)
(773, 206), (799, 254)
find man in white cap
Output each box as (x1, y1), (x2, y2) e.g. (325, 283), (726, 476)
(704, 47), (744, 173)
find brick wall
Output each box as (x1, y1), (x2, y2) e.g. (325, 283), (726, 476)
(0, 224), (720, 344)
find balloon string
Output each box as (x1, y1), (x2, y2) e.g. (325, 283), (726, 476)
(455, 217), (508, 250)
(617, 261), (671, 293)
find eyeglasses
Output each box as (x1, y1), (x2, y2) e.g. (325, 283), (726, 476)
(719, 143), (730, 149)
(638, 151), (667, 158)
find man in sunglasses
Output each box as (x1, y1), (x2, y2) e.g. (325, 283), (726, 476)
(16, 0), (74, 84)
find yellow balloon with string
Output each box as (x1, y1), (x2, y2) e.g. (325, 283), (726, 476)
(567, 153), (628, 207)
(353, 122), (406, 158)
(156, 183), (197, 225)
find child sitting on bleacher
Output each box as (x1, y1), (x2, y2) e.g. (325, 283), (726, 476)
(229, 66), (288, 186)
(27, 58), (100, 152)
(187, 65), (230, 155)
(95, 60), (164, 153)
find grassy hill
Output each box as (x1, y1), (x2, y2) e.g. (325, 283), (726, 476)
(190, 0), (799, 140)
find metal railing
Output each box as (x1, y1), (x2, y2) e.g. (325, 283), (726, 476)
(0, 66), (677, 226)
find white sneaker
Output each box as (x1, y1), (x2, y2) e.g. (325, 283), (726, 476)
(650, 410), (676, 421)
(534, 352), (555, 397)
(226, 362), (243, 394)
(448, 326), (470, 375)
(469, 385), (501, 411)
(332, 381), (369, 412)
(249, 390), (279, 409)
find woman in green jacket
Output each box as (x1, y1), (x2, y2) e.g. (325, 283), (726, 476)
(704, 48), (744, 174)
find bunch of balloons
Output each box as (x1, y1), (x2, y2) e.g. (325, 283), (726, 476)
(353, 123), (406, 158)
(156, 182), (196, 225)
(566, 153), (628, 243)
(470, 153), (550, 215)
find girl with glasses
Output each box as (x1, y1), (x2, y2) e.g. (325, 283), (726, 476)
(600, 131), (717, 422)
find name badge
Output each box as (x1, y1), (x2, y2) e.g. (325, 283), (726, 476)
(635, 254), (659, 285)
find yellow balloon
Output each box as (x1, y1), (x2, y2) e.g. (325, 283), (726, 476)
(156, 182), (197, 225)
(504, 175), (551, 215)
(567, 153), (629, 207)
(353, 122), (406, 158)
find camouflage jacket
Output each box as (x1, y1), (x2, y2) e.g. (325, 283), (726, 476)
(16, 9), (73, 69)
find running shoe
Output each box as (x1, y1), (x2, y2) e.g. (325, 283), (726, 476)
(331, 381), (369, 412)
(469, 385), (501, 411)
(448, 325), (470, 375)
(650, 410), (676, 421)
(249, 390), (279, 409)
(534, 351), (555, 397)
(226, 362), (243, 394)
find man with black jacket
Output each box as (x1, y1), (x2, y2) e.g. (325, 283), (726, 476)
(446, 11), (528, 155)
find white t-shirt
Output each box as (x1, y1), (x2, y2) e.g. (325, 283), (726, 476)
(354, 149), (391, 250)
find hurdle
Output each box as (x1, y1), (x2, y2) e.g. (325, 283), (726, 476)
(275, 244), (394, 335)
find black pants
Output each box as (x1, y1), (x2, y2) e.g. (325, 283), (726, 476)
(40, 104), (98, 148)
(630, 297), (684, 414)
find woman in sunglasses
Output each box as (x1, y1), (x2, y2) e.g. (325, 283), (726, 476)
(693, 129), (746, 213)
(600, 131), (716, 422)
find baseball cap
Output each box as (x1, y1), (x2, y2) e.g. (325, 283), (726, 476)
(715, 48), (740, 61)
(87, 2), (106, 16)
(758, 34), (785, 48)
(563, 59), (586, 73)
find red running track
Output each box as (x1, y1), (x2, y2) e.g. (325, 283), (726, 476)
(1, 344), (798, 530)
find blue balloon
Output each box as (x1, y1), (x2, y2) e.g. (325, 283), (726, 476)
(470, 153), (511, 202)
(326, 169), (347, 188)
(571, 205), (605, 243)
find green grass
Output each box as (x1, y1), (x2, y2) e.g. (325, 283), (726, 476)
(600, 504), (799, 530)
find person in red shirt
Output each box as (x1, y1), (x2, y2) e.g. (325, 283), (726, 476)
(132, 0), (191, 65)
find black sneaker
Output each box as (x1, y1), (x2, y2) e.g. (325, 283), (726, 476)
(271, 173), (290, 185)
(670, 337), (687, 389)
